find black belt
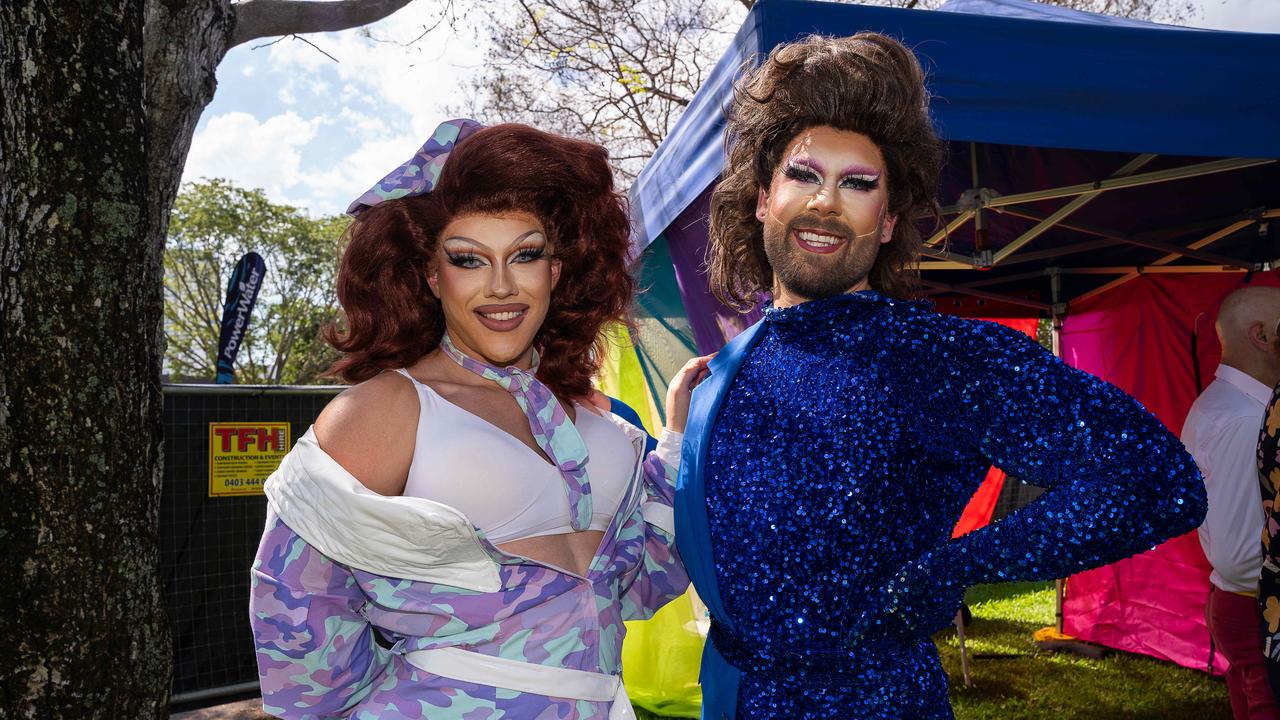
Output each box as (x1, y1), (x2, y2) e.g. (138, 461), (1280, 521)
(709, 620), (858, 676)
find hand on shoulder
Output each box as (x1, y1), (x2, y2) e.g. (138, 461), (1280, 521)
(665, 354), (715, 433)
(313, 371), (420, 496)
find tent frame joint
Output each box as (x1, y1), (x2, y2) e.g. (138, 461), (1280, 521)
(956, 187), (1001, 211)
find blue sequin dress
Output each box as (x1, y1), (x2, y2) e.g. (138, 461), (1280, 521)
(700, 291), (1206, 719)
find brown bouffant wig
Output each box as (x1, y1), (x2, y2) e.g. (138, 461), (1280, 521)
(326, 124), (633, 401)
(708, 32), (945, 309)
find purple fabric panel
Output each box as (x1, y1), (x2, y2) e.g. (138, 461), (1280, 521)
(665, 186), (762, 354)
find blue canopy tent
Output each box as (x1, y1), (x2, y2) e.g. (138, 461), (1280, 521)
(616, 0), (1280, 697)
(630, 0), (1280, 331)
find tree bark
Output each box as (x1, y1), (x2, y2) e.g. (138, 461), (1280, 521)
(1, 0), (419, 714)
(232, 0), (415, 47)
(1, 1), (170, 717)
(145, 0), (237, 271)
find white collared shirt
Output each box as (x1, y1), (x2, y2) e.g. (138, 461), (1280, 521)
(1182, 364), (1272, 592)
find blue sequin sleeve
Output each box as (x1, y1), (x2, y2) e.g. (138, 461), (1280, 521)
(866, 317), (1207, 637)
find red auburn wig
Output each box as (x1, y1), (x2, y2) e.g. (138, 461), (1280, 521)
(326, 124), (633, 401)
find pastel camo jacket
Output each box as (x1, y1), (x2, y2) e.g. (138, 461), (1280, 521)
(250, 417), (687, 720)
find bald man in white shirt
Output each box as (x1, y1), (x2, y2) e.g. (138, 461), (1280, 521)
(1183, 285), (1280, 720)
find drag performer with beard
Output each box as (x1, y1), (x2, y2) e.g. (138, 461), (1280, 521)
(673, 34), (1207, 719)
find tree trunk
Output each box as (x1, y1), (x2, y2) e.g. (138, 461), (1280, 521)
(1, 0), (171, 717)
(3, 0), (418, 714)
(145, 0), (237, 262)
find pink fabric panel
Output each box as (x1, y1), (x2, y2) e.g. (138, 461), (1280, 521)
(1060, 271), (1280, 674)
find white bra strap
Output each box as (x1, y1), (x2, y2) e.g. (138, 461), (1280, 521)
(392, 367), (421, 386)
(389, 368), (432, 497)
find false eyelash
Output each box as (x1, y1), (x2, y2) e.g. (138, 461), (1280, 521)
(446, 252), (483, 268)
(513, 246), (546, 262)
(783, 164), (821, 183)
(841, 175), (880, 191)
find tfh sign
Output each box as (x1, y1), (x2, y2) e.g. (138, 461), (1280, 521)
(208, 422), (291, 497)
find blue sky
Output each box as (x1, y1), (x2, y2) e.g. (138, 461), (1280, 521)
(184, 2), (488, 216)
(182, 0), (1280, 218)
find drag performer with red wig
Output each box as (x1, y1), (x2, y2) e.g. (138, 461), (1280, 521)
(249, 120), (704, 719)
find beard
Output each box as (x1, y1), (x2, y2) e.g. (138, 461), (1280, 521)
(762, 213), (883, 302)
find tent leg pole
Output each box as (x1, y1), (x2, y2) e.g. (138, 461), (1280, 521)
(970, 142), (987, 254)
(1055, 578), (1065, 634)
(1049, 269), (1068, 636)
(955, 609), (973, 688)
(1049, 267), (1065, 359)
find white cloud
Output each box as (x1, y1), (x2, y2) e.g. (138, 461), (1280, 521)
(183, 111), (324, 200)
(1193, 0), (1280, 31)
(296, 130), (427, 216)
(263, 4), (484, 132)
(336, 105), (386, 137)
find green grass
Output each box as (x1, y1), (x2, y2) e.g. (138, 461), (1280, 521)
(942, 582), (1229, 720)
(639, 582), (1231, 719)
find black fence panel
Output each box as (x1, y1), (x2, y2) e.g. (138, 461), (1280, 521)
(160, 385), (342, 700)
(992, 476), (1046, 523)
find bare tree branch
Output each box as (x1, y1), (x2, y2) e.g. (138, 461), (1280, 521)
(292, 34), (341, 62)
(231, 0), (415, 48)
(466, 0), (739, 183)
(466, 0), (1190, 185)
(358, 0), (456, 45)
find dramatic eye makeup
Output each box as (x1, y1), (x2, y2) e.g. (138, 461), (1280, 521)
(442, 230), (548, 269)
(839, 173), (880, 191)
(445, 249), (485, 269)
(782, 158), (881, 191)
(509, 231), (548, 264)
(838, 163), (882, 191)
(510, 246), (546, 264)
(783, 161), (822, 184)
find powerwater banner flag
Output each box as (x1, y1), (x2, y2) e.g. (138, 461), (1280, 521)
(215, 252), (266, 384)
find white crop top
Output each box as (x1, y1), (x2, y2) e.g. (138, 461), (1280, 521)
(392, 369), (639, 545)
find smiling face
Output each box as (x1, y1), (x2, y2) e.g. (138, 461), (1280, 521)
(427, 210), (561, 368)
(756, 126), (897, 307)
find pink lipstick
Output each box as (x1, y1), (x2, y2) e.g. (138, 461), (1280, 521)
(474, 303), (529, 332)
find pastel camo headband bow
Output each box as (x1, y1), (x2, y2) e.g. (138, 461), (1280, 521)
(345, 118), (485, 218)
